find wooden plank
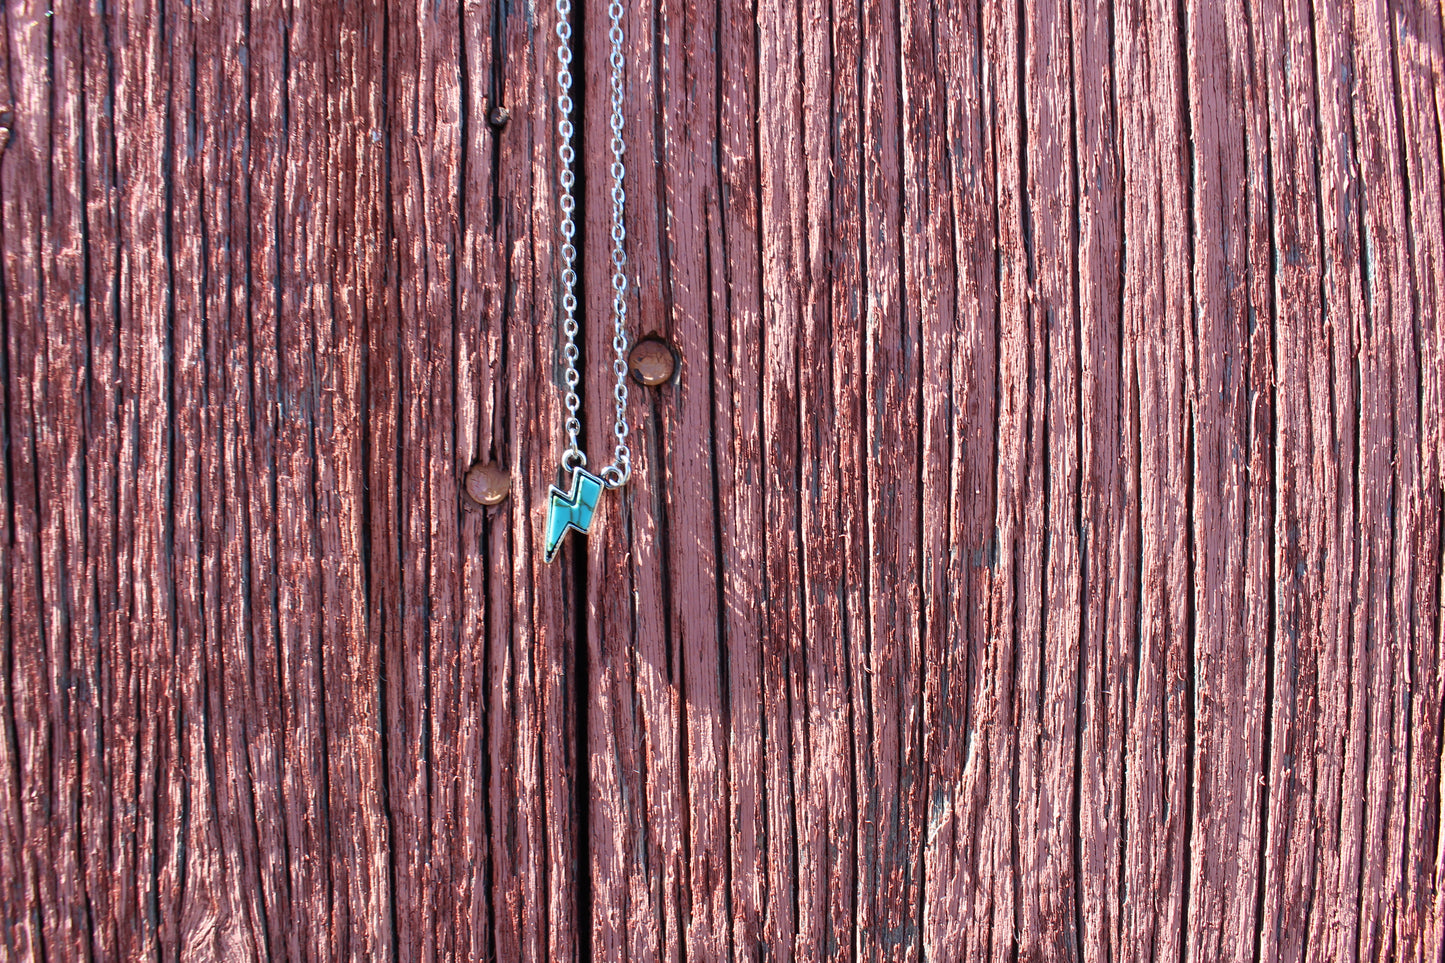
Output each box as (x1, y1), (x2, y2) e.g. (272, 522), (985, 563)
(241, 0), (298, 955)
(310, 3), (393, 958)
(455, 0), (501, 958)
(116, 1), (181, 957)
(0, 1), (1441, 959)
(167, 0), (232, 954)
(860, 0), (923, 950)
(1181, 0), (1272, 957)
(275, 0), (341, 953)
(383, 4), (458, 955)
(1389, 0), (1445, 953)
(1017, 0), (1086, 953)
(492, 2), (581, 958)
(0, 3), (18, 943)
(76, 0), (129, 957)
(1249, 0), (1330, 955)
(754, 0), (807, 953)
(3, 1), (90, 959)
(1309, 0), (1386, 954)
(580, 0), (740, 954)
(582, 0), (692, 953)
(1069, 0), (1128, 956)
(825, 0), (873, 954)
(919, 0), (1003, 954)
(1345, 0), (1425, 955)
(804, 0), (869, 951)
(712, 0), (772, 952)
(383, 2), (579, 961)
(190, 0), (261, 955)
(1113, 0), (1195, 956)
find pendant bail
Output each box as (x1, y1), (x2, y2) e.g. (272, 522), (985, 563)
(561, 447), (587, 472)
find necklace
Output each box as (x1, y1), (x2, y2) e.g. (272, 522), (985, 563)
(544, 0), (632, 564)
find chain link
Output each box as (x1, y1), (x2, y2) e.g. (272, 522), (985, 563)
(556, 0), (631, 489)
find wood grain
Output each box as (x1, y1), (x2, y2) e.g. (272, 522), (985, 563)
(1, 0), (1442, 959)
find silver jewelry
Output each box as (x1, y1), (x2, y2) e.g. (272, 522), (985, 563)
(545, 0), (631, 563)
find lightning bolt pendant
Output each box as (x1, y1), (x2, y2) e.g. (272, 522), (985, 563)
(543, 467), (605, 563)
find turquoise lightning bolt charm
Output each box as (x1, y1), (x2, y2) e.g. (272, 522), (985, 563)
(543, 467), (605, 563)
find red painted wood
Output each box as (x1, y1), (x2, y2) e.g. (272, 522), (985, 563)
(1, 1), (1442, 960)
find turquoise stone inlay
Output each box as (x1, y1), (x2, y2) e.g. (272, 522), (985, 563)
(543, 467), (604, 563)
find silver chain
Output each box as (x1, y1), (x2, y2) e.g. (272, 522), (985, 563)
(555, 0), (632, 489)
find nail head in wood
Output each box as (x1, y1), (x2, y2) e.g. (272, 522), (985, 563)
(488, 106), (510, 129)
(628, 336), (676, 387)
(464, 461), (510, 507)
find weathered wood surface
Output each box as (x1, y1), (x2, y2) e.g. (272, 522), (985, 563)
(1, 0), (1442, 958)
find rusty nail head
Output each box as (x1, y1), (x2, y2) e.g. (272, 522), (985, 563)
(464, 461), (510, 507)
(489, 106), (510, 129)
(628, 336), (676, 387)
